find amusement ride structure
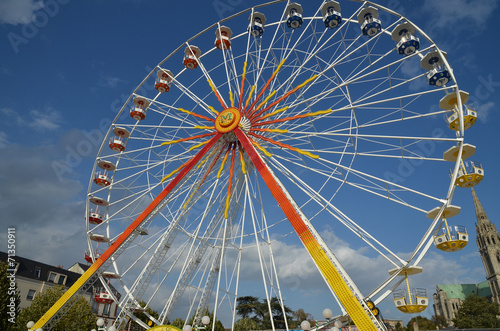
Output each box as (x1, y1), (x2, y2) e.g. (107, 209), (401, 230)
(30, 1), (483, 330)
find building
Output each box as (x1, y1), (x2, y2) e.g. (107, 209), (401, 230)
(473, 187), (500, 303)
(433, 281), (491, 323)
(0, 252), (121, 327)
(432, 187), (499, 326)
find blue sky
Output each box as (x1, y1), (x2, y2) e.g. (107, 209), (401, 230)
(1, 0), (500, 326)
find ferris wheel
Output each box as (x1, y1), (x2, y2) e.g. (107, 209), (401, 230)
(32, 1), (479, 331)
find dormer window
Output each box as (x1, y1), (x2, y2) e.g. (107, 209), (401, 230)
(48, 272), (67, 285)
(57, 275), (66, 285)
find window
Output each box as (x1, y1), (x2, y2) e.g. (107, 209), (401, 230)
(48, 272), (66, 285)
(92, 300), (99, 314)
(57, 275), (66, 285)
(48, 272), (56, 282)
(103, 303), (110, 316)
(35, 267), (41, 278)
(27, 289), (36, 300)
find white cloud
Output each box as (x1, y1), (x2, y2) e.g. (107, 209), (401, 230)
(476, 101), (494, 122)
(0, 0), (44, 25)
(28, 108), (63, 131)
(98, 73), (126, 88)
(1, 107), (24, 125)
(0, 131), (9, 148)
(1, 107), (63, 131)
(422, 0), (498, 35)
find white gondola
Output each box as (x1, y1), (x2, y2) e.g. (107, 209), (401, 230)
(109, 137), (126, 152)
(215, 26), (232, 50)
(358, 6), (381, 37)
(88, 208), (104, 225)
(90, 233), (110, 242)
(109, 127), (130, 152)
(183, 46), (201, 69)
(98, 160), (116, 172)
(321, 1), (342, 29)
(102, 271), (121, 279)
(421, 50), (451, 86)
(89, 196), (109, 207)
(84, 250), (101, 263)
(93, 160), (115, 187)
(286, 3), (303, 29)
(249, 12), (266, 37)
(392, 22), (420, 55)
(94, 289), (114, 304)
(155, 69), (173, 93)
(130, 96), (150, 121)
(94, 172), (111, 187)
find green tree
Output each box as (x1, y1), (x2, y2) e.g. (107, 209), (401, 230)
(234, 317), (260, 331)
(236, 296), (261, 320)
(292, 308), (314, 329)
(394, 321), (404, 331)
(235, 296), (298, 329)
(264, 297), (294, 329)
(14, 285), (96, 331)
(453, 293), (500, 328)
(406, 316), (435, 331)
(171, 317), (186, 329)
(1, 261), (20, 331)
(186, 307), (224, 331)
(431, 314), (448, 329)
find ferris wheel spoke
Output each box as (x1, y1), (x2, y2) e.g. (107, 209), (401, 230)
(268, 156), (406, 266)
(270, 150), (442, 211)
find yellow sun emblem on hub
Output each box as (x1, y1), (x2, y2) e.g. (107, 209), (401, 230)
(215, 107), (241, 133)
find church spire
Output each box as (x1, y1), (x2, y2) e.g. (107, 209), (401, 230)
(472, 187), (489, 224)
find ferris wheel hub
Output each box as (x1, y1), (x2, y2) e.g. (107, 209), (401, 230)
(215, 107), (241, 133)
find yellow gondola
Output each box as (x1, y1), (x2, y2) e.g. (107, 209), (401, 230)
(453, 160), (484, 188)
(433, 219), (468, 252)
(390, 266), (428, 313)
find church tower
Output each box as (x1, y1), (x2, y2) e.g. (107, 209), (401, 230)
(473, 187), (500, 303)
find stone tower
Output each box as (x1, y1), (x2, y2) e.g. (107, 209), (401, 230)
(473, 187), (500, 303)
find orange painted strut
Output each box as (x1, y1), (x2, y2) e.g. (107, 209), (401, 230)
(184, 142), (228, 208)
(234, 128), (378, 331)
(250, 128), (288, 134)
(247, 132), (318, 159)
(202, 143), (227, 181)
(249, 75), (317, 121)
(252, 109), (331, 127)
(208, 79), (227, 109)
(238, 62), (247, 110)
(161, 132), (216, 146)
(217, 144), (232, 178)
(178, 108), (216, 123)
(244, 59), (286, 117)
(32, 133), (223, 331)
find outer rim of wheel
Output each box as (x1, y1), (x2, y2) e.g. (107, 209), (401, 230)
(84, 0), (466, 327)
